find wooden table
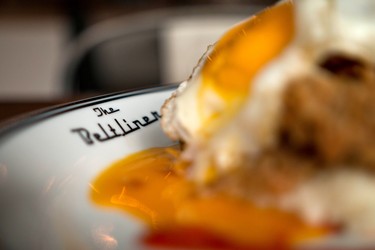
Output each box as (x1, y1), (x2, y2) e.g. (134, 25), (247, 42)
(0, 96), (94, 127)
(0, 101), (60, 122)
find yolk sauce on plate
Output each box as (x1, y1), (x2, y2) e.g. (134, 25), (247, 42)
(90, 147), (330, 249)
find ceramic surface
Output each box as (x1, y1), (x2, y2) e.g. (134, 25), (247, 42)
(0, 86), (176, 250)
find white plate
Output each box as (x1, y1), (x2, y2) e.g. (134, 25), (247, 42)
(0, 86), (176, 250)
(0, 85), (373, 250)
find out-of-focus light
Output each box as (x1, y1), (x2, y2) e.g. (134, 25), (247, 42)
(92, 225), (118, 250)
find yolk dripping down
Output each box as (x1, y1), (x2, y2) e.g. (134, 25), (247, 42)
(90, 147), (331, 249)
(197, 1), (294, 135)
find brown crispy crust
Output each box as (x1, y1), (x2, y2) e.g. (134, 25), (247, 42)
(279, 54), (375, 170)
(208, 54), (375, 200)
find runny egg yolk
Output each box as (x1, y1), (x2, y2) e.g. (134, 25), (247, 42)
(90, 147), (331, 249)
(197, 1), (294, 135)
(201, 0), (294, 98)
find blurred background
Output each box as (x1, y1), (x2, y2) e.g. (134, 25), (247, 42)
(0, 0), (276, 119)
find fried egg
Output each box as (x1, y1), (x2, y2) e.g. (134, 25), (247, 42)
(162, 0), (375, 239)
(162, 0), (295, 180)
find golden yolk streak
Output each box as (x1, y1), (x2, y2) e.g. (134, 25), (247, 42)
(197, 1), (294, 136)
(90, 147), (330, 249)
(90, 147), (186, 227)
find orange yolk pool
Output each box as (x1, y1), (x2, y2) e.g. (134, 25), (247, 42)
(90, 147), (331, 249)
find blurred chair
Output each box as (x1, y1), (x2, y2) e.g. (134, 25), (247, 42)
(61, 4), (266, 95)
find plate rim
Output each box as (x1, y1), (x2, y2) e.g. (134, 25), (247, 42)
(0, 85), (177, 139)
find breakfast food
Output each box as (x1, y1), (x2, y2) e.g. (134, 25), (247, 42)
(162, 0), (375, 242)
(91, 0), (375, 249)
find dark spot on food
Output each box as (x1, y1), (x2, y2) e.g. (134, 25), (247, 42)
(319, 53), (367, 80)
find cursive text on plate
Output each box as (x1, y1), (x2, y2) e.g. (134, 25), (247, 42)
(71, 110), (161, 145)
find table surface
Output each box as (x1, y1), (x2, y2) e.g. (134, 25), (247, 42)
(1, 101), (59, 121)
(0, 96), (93, 127)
